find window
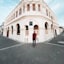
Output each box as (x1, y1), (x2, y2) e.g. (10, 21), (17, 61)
(51, 24), (53, 29)
(17, 24), (20, 35)
(45, 22), (48, 30)
(19, 8), (22, 15)
(11, 26), (13, 34)
(27, 4), (30, 11)
(23, 5), (25, 12)
(33, 4), (35, 11)
(46, 9), (48, 16)
(16, 11), (18, 17)
(13, 13), (15, 19)
(45, 22), (48, 34)
(38, 4), (40, 11)
(51, 16), (53, 19)
(49, 12), (50, 17)
(29, 21), (33, 26)
(25, 25), (28, 30)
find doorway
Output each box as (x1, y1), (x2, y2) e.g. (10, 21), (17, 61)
(33, 25), (39, 42)
(7, 27), (9, 37)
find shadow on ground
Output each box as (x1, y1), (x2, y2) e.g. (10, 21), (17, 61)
(0, 35), (20, 49)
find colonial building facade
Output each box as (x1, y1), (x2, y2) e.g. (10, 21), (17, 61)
(3, 0), (61, 43)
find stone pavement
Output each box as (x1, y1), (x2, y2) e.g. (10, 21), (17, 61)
(0, 33), (64, 64)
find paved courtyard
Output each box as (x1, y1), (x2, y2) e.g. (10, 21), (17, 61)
(0, 32), (64, 64)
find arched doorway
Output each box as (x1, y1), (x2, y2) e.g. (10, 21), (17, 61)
(55, 29), (57, 37)
(51, 24), (53, 29)
(51, 24), (53, 32)
(45, 22), (48, 30)
(33, 25), (39, 42)
(34, 25), (39, 34)
(16, 24), (20, 35)
(34, 25), (39, 30)
(7, 27), (9, 37)
(11, 26), (13, 34)
(45, 22), (48, 34)
(25, 25), (29, 36)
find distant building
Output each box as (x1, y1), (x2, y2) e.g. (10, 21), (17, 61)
(0, 22), (4, 35)
(3, 0), (61, 43)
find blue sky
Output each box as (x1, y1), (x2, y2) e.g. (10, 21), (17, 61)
(0, 0), (64, 26)
(45, 0), (64, 26)
(0, 0), (19, 25)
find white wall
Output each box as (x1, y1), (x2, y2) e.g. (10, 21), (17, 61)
(3, 16), (59, 43)
(3, 0), (61, 43)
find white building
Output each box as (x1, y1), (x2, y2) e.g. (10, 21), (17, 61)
(3, 0), (61, 43)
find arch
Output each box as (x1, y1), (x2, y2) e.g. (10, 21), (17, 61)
(17, 24), (20, 35)
(25, 25), (28, 30)
(34, 25), (39, 30)
(55, 29), (57, 36)
(23, 5), (25, 12)
(33, 4), (35, 11)
(19, 8), (22, 15)
(25, 25), (29, 36)
(51, 24), (53, 29)
(45, 22), (48, 30)
(16, 11), (18, 17)
(46, 9), (48, 16)
(33, 25), (39, 37)
(7, 27), (9, 37)
(27, 4), (30, 11)
(11, 26), (13, 34)
(38, 4), (40, 11)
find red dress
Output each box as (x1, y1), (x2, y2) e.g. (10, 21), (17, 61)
(33, 33), (37, 40)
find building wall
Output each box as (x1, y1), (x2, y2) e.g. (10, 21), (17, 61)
(3, 15), (59, 43)
(3, 0), (61, 43)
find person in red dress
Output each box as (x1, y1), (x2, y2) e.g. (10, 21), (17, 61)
(32, 31), (37, 47)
